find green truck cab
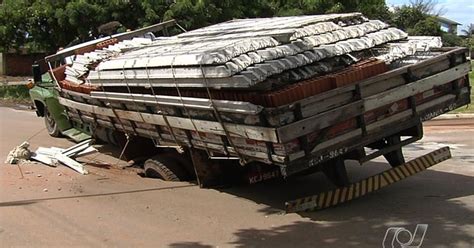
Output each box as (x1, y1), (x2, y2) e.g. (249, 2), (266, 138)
(29, 65), (91, 142)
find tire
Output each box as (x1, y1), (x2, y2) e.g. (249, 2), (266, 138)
(144, 155), (188, 181)
(44, 107), (61, 137)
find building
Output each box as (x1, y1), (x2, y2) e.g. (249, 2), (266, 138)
(0, 49), (47, 76)
(436, 16), (461, 34)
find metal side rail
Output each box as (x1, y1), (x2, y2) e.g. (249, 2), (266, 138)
(285, 147), (451, 213)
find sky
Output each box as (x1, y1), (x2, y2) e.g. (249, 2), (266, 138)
(386, 0), (474, 34)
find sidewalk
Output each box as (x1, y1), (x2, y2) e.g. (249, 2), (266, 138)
(1, 76), (31, 86)
(434, 113), (474, 120)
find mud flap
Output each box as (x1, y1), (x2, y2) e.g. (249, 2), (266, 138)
(285, 147), (451, 213)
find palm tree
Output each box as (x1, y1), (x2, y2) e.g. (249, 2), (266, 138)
(461, 24), (474, 58)
(461, 24), (474, 36)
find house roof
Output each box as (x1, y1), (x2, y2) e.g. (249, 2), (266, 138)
(436, 16), (461, 25)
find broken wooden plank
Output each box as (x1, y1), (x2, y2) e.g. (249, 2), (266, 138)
(31, 152), (59, 167)
(55, 153), (89, 175)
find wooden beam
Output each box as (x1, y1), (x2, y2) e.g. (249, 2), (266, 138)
(59, 97), (279, 143)
(277, 101), (363, 143)
(363, 62), (470, 112)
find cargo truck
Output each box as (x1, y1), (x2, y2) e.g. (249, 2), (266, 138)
(29, 14), (471, 212)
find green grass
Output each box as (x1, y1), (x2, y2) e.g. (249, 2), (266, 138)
(451, 61), (474, 114)
(0, 85), (31, 105)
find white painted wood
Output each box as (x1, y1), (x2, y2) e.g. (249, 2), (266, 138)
(59, 97), (279, 143)
(62, 139), (92, 155)
(33, 136), (96, 172)
(277, 101), (363, 142)
(310, 129), (362, 153)
(90, 91), (263, 114)
(31, 152), (59, 167)
(363, 62), (470, 111)
(55, 153), (88, 175)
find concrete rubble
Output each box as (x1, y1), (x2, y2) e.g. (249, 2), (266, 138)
(5, 141), (31, 164)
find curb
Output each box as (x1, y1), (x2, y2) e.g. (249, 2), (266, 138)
(433, 113), (474, 120)
(1, 81), (29, 86)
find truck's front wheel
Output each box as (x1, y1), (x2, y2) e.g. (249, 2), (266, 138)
(44, 107), (61, 137)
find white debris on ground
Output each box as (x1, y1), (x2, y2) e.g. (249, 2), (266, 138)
(32, 139), (96, 175)
(5, 139), (96, 175)
(5, 141), (31, 164)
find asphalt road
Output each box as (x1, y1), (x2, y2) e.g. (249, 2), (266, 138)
(0, 106), (473, 247)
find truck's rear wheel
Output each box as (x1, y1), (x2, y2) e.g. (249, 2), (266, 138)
(44, 107), (61, 137)
(144, 155), (188, 181)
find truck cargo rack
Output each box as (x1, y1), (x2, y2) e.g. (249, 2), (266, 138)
(56, 47), (470, 177)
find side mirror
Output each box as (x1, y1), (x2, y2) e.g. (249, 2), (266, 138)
(32, 64), (42, 83)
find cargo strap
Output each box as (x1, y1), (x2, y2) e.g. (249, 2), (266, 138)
(122, 65), (149, 127)
(170, 58), (212, 156)
(123, 64), (175, 148)
(47, 61), (63, 91)
(97, 70), (133, 136)
(144, 60), (181, 148)
(285, 147), (451, 213)
(199, 63), (247, 164)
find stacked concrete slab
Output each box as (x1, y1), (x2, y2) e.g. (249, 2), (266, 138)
(85, 14), (409, 89)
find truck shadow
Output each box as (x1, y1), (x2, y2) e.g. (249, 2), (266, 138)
(211, 161), (474, 247)
(79, 143), (474, 246)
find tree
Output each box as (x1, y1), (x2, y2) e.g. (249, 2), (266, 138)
(357, 0), (391, 21)
(441, 33), (463, 46)
(461, 24), (474, 37)
(0, 0), (394, 53)
(389, 0), (468, 48)
(409, 16), (442, 36)
(390, 0), (448, 37)
(0, 0), (30, 52)
(391, 4), (429, 31)
(26, 0), (76, 52)
(460, 24), (474, 58)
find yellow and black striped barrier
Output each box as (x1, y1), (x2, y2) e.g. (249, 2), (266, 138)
(285, 147), (451, 213)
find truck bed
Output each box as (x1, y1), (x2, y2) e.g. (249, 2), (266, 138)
(57, 47), (471, 176)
